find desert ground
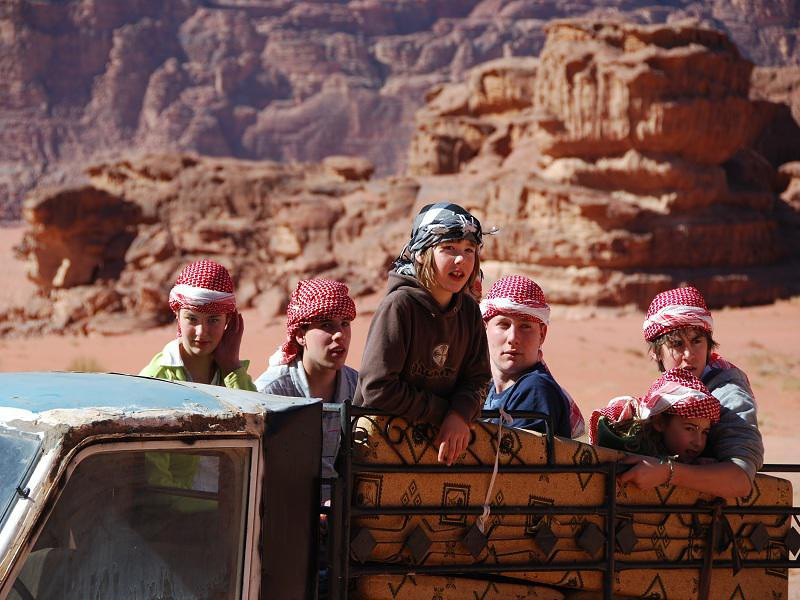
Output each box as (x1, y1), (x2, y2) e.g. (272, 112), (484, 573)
(1, 225), (798, 593)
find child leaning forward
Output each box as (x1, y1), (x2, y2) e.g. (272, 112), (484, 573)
(353, 202), (492, 465)
(616, 286), (763, 497)
(590, 367), (721, 481)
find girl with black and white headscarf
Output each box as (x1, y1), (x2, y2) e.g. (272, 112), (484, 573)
(354, 202), (495, 466)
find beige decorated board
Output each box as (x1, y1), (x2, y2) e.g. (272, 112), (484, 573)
(354, 573), (566, 600)
(348, 416), (792, 600)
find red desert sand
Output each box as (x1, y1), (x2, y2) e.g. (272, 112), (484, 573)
(1, 226), (798, 593)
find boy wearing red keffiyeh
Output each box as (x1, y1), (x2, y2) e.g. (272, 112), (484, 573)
(255, 278), (357, 503)
(589, 368), (720, 465)
(480, 275), (585, 438)
(140, 259), (256, 390)
(617, 286), (763, 498)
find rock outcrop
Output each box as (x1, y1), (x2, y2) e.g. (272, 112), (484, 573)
(4, 153), (406, 335)
(407, 20), (800, 308)
(750, 65), (800, 167)
(2, 0), (800, 220)
(3, 20), (800, 336)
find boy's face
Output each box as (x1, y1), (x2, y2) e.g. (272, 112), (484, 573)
(653, 414), (711, 463)
(178, 309), (228, 358)
(296, 318), (351, 372)
(430, 239), (476, 296)
(485, 314), (547, 380)
(652, 327), (709, 378)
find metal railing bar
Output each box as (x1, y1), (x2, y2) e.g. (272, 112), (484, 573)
(350, 503), (799, 517)
(351, 463), (610, 474)
(349, 561), (609, 576)
(604, 460), (617, 600)
(348, 557), (800, 577)
(760, 464), (800, 473)
(351, 505), (608, 516)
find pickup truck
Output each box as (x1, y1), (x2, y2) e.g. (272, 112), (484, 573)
(0, 372), (797, 600)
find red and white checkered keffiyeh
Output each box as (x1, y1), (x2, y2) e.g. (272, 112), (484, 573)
(481, 275), (586, 438)
(169, 260), (237, 314)
(169, 260), (236, 334)
(480, 275), (550, 325)
(589, 367), (720, 444)
(270, 278), (356, 366)
(643, 286), (713, 342)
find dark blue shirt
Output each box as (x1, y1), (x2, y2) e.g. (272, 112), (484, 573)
(483, 362), (571, 437)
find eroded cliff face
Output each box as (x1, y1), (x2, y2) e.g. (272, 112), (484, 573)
(407, 20), (800, 309)
(6, 153), (396, 335)
(1, 0), (799, 219)
(4, 20), (800, 336)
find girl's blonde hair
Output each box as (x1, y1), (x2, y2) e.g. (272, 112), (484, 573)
(415, 244), (480, 297)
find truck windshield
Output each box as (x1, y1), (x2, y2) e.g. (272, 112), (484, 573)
(9, 445), (251, 600)
(0, 427), (41, 525)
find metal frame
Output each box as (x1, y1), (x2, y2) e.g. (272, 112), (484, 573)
(326, 401), (800, 600)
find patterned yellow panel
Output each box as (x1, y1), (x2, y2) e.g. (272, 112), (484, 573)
(350, 416), (792, 600)
(353, 574), (565, 600)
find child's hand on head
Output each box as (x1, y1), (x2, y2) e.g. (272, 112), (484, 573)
(435, 411), (470, 466)
(214, 312), (244, 375)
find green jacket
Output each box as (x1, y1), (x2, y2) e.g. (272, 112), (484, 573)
(139, 340), (257, 391)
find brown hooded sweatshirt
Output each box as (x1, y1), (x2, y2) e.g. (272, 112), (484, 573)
(353, 272), (490, 424)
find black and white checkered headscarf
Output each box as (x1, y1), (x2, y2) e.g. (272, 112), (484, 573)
(393, 202), (490, 275)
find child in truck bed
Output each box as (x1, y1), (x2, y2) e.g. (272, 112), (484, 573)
(590, 367), (721, 479)
(140, 259), (256, 391)
(481, 275), (585, 438)
(255, 278), (357, 503)
(615, 286), (763, 498)
(353, 202), (492, 466)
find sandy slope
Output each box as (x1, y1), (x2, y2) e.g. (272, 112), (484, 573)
(1, 226), (798, 593)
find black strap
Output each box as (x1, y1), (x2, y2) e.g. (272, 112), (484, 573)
(12, 578), (36, 600)
(698, 498), (742, 599)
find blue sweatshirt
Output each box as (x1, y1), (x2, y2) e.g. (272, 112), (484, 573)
(483, 362), (571, 437)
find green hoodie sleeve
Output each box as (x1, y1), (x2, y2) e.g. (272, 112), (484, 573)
(222, 360), (257, 391)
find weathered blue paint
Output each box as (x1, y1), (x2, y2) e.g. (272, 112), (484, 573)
(0, 372), (227, 414)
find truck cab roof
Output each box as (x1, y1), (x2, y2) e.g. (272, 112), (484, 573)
(0, 371), (315, 420)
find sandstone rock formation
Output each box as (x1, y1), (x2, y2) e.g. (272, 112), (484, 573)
(2, 0), (799, 220)
(778, 161), (800, 258)
(407, 20), (800, 309)
(3, 20), (799, 336)
(753, 66), (800, 126)
(750, 65), (800, 167)
(3, 153), (407, 336)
